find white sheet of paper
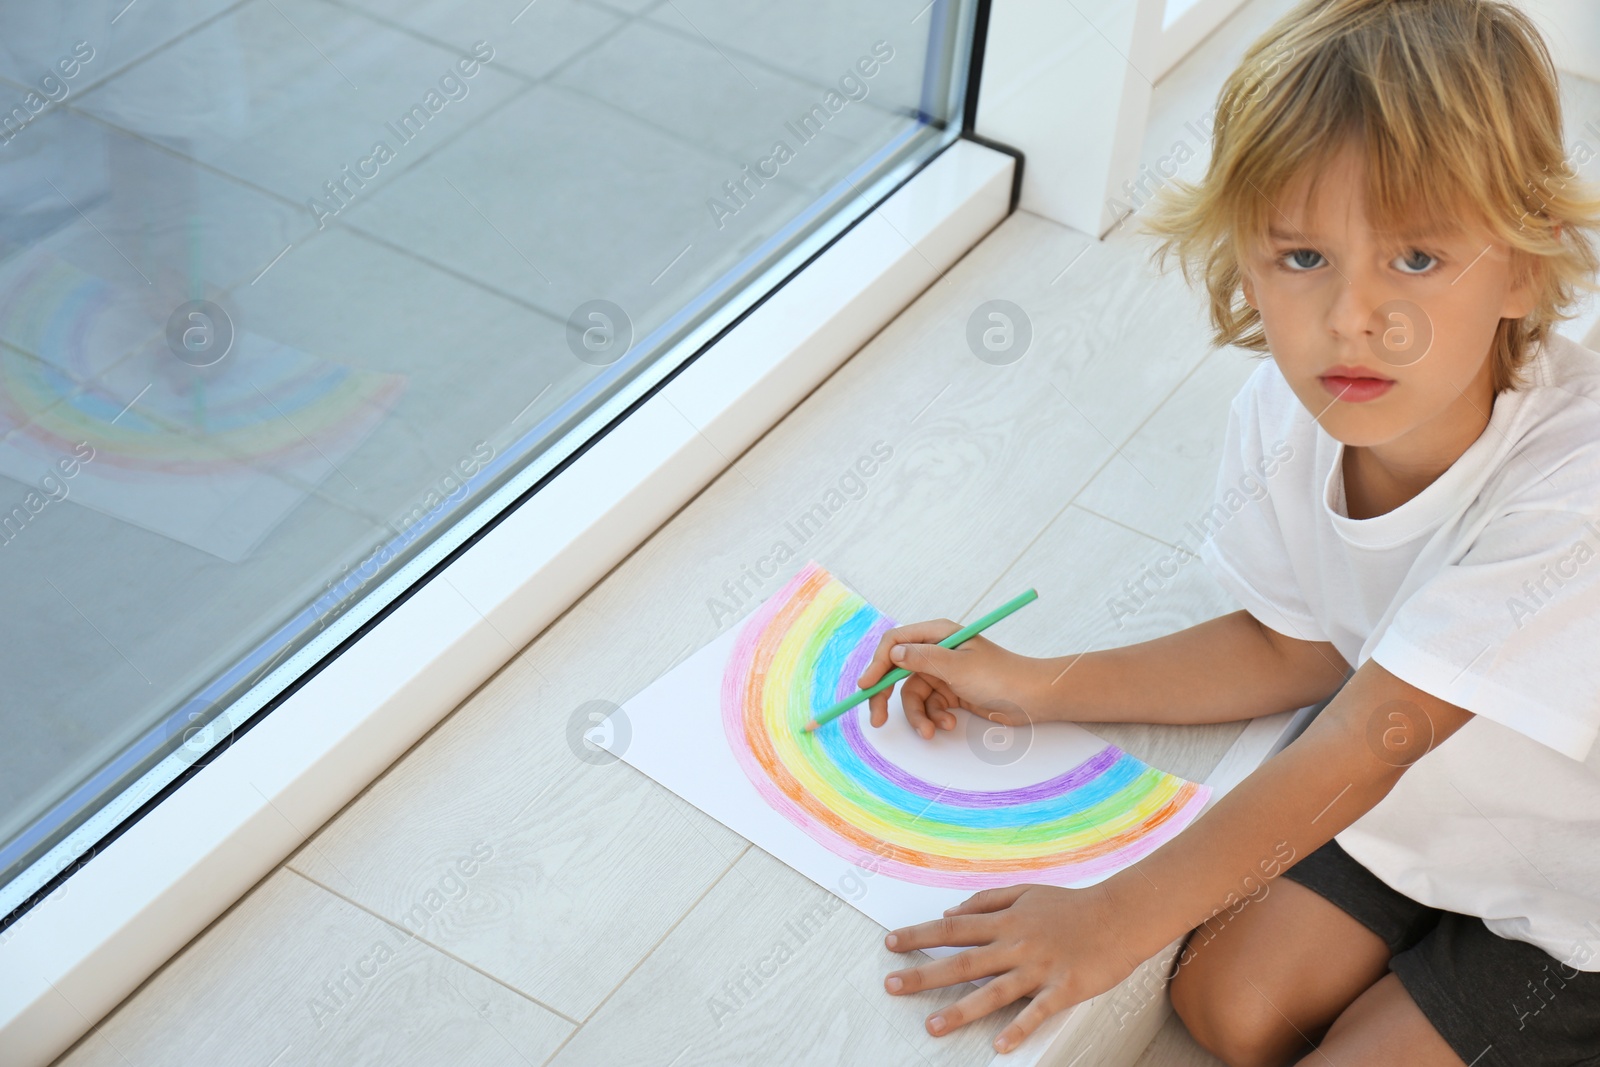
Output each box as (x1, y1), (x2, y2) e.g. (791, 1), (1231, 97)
(601, 621), (1164, 954)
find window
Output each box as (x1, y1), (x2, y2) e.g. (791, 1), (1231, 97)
(0, 0), (982, 921)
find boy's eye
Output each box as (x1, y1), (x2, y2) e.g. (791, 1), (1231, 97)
(1282, 249), (1325, 271)
(1393, 249), (1437, 274)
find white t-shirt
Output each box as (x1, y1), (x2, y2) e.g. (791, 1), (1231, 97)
(1199, 332), (1600, 971)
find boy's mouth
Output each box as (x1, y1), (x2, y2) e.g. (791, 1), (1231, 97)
(1318, 364), (1395, 403)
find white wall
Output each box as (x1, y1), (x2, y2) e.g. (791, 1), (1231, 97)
(1516, 0), (1600, 82)
(975, 0), (1258, 237)
(976, 0), (1166, 236)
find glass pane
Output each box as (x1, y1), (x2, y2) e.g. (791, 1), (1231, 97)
(0, 0), (976, 914)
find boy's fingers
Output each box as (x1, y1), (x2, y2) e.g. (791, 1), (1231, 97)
(857, 620), (961, 689)
(864, 675), (889, 727)
(993, 990), (1070, 1054)
(932, 680), (965, 729)
(925, 693), (958, 732)
(866, 675), (897, 726)
(891, 641), (963, 684)
(867, 669), (922, 727)
(943, 885), (1028, 916)
(927, 972), (1035, 1038)
(900, 674), (933, 710)
(885, 912), (995, 953)
(854, 620), (967, 738)
(902, 677), (938, 740)
(858, 628), (903, 689)
(883, 945), (1008, 997)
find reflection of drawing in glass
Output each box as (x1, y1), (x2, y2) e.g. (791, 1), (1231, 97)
(722, 562), (1211, 889)
(0, 247), (404, 562)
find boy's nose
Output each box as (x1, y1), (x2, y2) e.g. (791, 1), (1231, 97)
(1326, 269), (1390, 345)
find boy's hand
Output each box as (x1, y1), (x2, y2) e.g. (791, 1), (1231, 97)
(856, 621), (1044, 739)
(882, 878), (1152, 1053)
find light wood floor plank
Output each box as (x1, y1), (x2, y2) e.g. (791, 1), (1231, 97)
(287, 652), (749, 1021)
(1073, 345), (1263, 552)
(54, 869), (571, 1067)
(546, 847), (1014, 1067)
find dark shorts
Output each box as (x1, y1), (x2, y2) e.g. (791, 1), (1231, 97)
(1282, 838), (1600, 1067)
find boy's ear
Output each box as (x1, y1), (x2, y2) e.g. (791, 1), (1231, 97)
(1502, 248), (1541, 320)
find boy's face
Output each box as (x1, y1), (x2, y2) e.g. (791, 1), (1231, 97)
(1238, 140), (1536, 451)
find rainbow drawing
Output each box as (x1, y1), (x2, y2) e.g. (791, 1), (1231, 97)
(721, 561), (1211, 889)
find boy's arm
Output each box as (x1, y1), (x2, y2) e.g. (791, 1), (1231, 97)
(883, 658), (1476, 1049)
(1108, 657), (1474, 943)
(1023, 609), (1350, 725)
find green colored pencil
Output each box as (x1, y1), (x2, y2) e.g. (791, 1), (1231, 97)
(801, 587), (1039, 733)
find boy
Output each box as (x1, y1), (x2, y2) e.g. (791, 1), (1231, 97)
(855, 1), (1600, 1063)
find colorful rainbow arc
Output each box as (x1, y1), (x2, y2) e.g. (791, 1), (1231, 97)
(721, 561), (1211, 889)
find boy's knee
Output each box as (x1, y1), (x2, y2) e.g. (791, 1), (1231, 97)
(1170, 957), (1308, 1067)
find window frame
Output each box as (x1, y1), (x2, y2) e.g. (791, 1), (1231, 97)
(0, 118), (956, 925)
(0, 0), (995, 925)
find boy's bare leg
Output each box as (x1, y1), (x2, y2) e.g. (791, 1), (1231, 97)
(1170, 878), (1391, 1067)
(1297, 974), (1465, 1067)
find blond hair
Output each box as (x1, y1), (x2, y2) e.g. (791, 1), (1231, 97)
(1144, 0), (1600, 392)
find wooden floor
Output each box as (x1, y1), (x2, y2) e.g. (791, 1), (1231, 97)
(51, 0), (1600, 1062)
